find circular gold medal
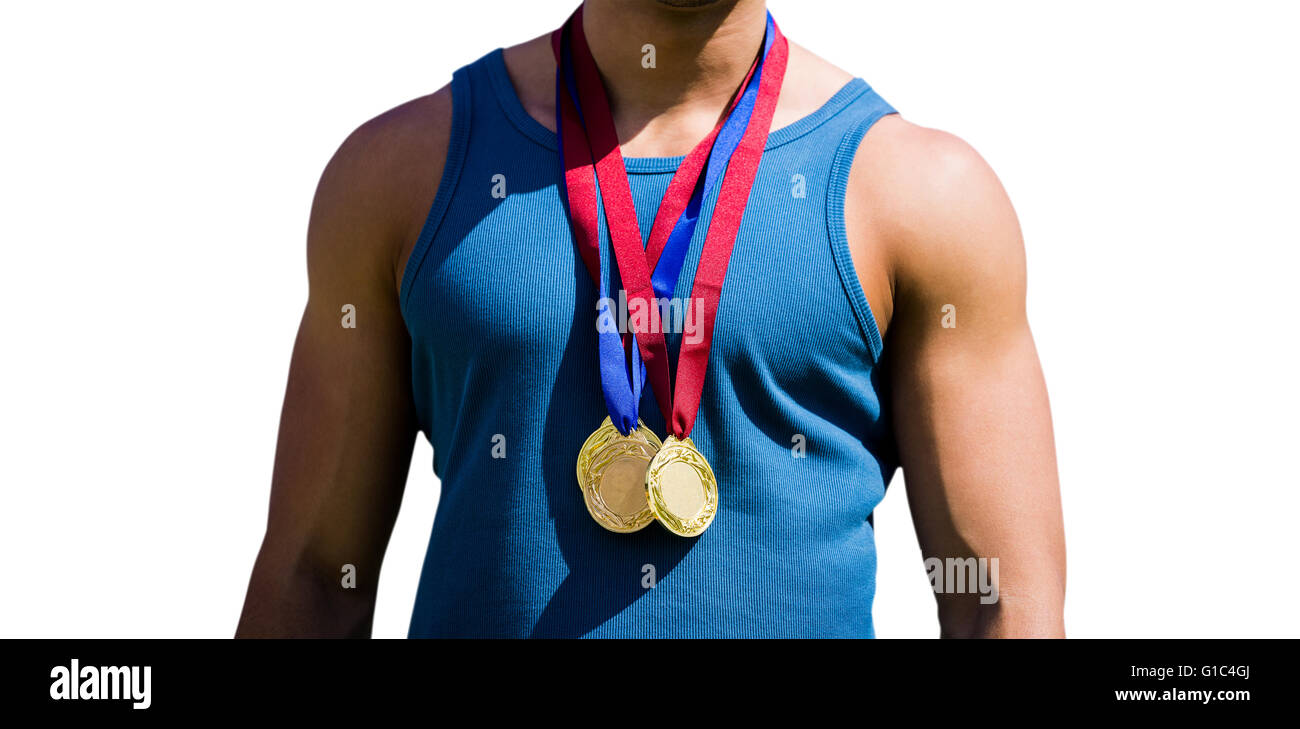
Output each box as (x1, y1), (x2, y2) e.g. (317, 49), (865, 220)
(644, 435), (718, 537)
(576, 417), (662, 533)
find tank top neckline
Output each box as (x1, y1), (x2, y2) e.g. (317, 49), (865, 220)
(481, 47), (869, 174)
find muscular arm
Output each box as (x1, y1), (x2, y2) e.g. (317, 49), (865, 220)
(848, 117), (1066, 638)
(236, 89), (450, 637)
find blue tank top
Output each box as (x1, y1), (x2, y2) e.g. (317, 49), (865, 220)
(400, 49), (898, 637)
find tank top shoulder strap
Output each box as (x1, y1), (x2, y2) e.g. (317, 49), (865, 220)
(762, 78), (894, 155)
(400, 57), (475, 313)
(820, 79), (898, 362)
(824, 79), (898, 170)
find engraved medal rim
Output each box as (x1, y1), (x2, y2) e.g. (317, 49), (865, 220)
(644, 435), (718, 538)
(576, 417), (663, 534)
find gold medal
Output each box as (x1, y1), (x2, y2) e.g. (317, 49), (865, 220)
(644, 435), (718, 537)
(576, 417), (662, 533)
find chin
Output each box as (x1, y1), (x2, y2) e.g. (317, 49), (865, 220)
(655, 0), (728, 7)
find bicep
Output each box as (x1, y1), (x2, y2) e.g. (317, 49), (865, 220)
(266, 286), (417, 585)
(890, 310), (1061, 582)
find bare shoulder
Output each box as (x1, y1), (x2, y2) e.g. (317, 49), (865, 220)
(851, 117), (1018, 249)
(308, 85), (454, 294)
(778, 41), (854, 126)
(845, 115), (1025, 329)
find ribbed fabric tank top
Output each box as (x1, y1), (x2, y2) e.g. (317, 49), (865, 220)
(400, 48), (898, 638)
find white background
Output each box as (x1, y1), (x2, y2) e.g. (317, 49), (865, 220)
(2, 1), (1297, 638)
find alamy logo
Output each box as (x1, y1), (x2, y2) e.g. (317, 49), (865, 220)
(49, 659), (151, 710)
(925, 557), (999, 605)
(597, 290), (703, 344)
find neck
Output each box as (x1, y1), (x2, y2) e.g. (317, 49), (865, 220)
(581, 0), (768, 152)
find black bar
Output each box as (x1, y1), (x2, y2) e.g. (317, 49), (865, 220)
(2, 638), (1289, 716)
